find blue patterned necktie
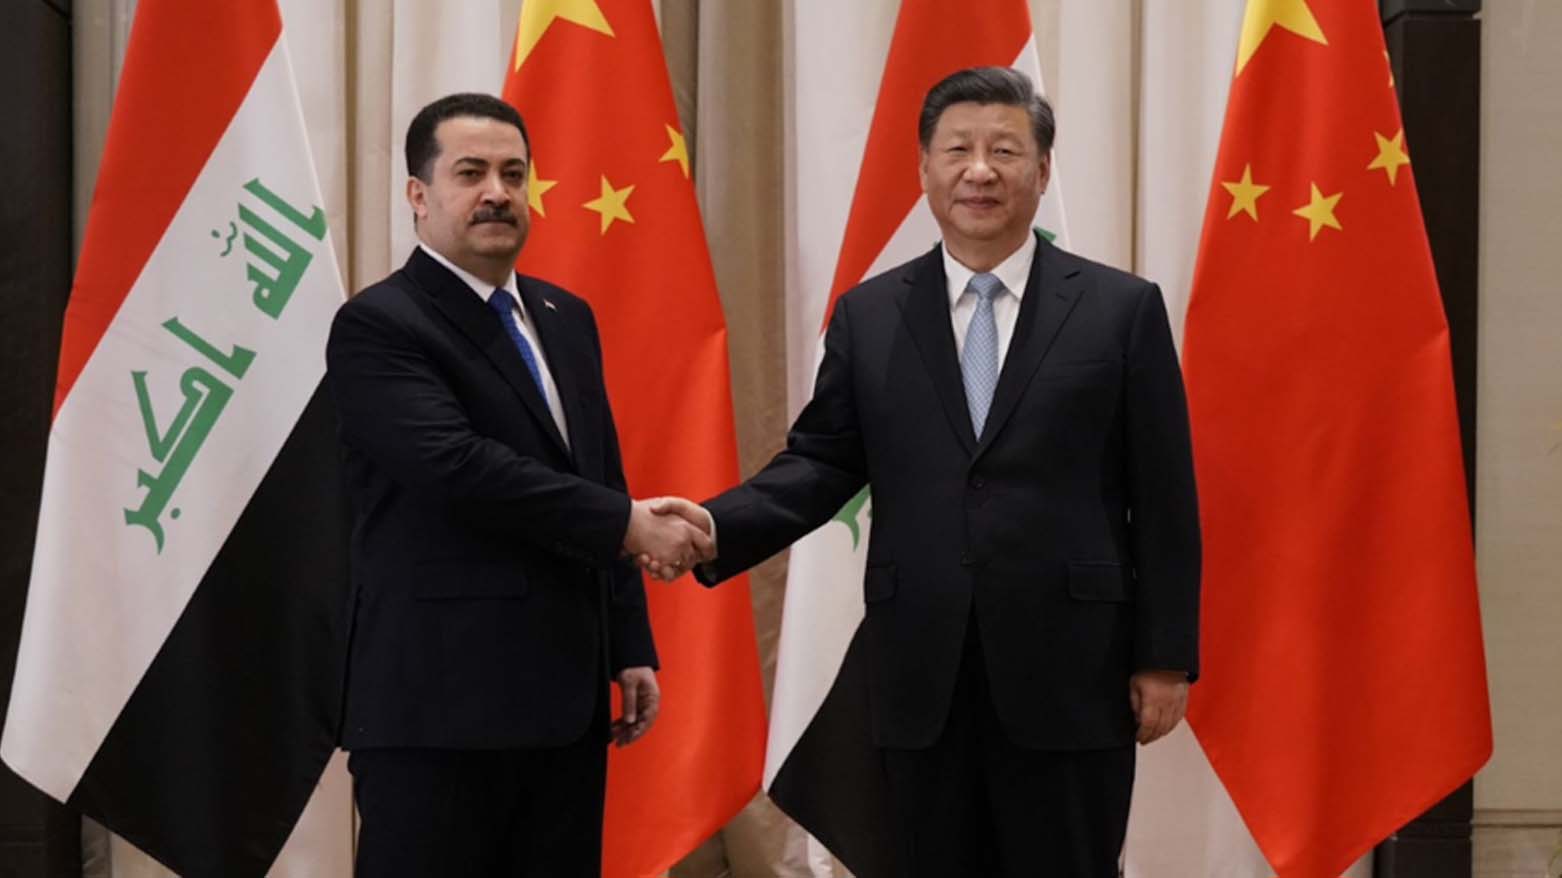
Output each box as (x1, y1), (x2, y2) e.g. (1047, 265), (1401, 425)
(487, 289), (546, 397)
(961, 272), (1003, 436)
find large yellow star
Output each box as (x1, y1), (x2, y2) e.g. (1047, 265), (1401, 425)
(583, 175), (635, 234)
(513, 0), (614, 71)
(1292, 183), (1343, 241)
(527, 162), (558, 216)
(1235, 0), (1328, 75)
(659, 125), (690, 178)
(1367, 129), (1411, 186)
(1221, 163), (1271, 221)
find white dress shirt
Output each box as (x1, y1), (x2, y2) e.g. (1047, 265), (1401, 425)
(942, 234), (1038, 374)
(419, 243), (570, 446)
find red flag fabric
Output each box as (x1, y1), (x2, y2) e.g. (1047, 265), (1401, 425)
(1182, 1), (1491, 876)
(500, 1), (766, 875)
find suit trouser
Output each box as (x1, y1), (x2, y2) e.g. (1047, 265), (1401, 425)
(879, 617), (1135, 878)
(348, 694), (609, 878)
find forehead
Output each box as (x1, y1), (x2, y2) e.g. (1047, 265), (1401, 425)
(433, 115), (528, 164)
(930, 101), (1033, 142)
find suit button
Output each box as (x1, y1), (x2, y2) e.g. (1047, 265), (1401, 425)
(960, 552), (974, 566)
(970, 475), (986, 490)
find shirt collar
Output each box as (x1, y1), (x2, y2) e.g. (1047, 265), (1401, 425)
(942, 232), (1038, 310)
(418, 242), (522, 313)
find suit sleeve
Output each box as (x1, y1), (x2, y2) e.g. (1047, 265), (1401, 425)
(587, 314), (658, 672)
(1124, 283), (1202, 680)
(697, 295), (870, 585)
(326, 294), (631, 567)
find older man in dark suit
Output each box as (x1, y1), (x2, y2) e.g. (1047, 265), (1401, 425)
(656, 67), (1201, 877)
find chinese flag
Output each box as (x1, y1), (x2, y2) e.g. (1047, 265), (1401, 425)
(501, 1), (766, 875)
(1182, 1), (1492, 876)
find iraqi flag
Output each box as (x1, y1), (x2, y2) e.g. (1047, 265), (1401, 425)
(772, 1), (1068, 873)
(500, 1), (768, 875)
(1181, 1), (1492, 876)
(1, 1), (350, 875)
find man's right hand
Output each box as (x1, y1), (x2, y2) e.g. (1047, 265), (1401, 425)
(622, 498), (712, 581)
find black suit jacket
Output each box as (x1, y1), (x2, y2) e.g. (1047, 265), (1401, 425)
(326, 248), (656, 750)
(698, 234), (1199, 750)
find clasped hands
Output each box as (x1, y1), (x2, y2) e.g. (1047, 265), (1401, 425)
(621, 496), (715, 582)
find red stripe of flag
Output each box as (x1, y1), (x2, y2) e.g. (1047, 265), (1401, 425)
(56, 0), (280, 415)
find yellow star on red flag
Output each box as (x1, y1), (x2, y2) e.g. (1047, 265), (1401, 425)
(583, 174), (635, 234)
(1222, 163), (1271, 221)
(527, 162), (558, 216)
(513, 0), (614, 71)
(1292, 182), (1343, 241)
(1367, 129), (1410, 185)
(1236, 0), (1328, 75)
(659, 125), (690, 178)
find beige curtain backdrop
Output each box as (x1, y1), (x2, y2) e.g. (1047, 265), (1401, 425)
(68, 0), (1562, 875)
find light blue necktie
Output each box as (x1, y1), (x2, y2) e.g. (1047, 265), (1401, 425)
(487, 289), (547, 398)
(961, 272), (1003, 436)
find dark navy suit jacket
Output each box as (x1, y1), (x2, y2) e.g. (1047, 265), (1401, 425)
(698, 234), (1200, 750)
(327, 247), (655, 749)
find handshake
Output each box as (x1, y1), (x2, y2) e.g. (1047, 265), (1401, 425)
(621, 496), (716, 582)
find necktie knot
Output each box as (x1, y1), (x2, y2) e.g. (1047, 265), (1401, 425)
(486, 288), (512, 314)
(967, 272), (1004, 303)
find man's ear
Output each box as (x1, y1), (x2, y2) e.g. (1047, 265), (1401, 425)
(406, 176), (427, 223)
(918, 149), (931, 195)
(1037, 152), (1052, 195)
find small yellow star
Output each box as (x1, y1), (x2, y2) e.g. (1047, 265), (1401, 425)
(527, 162), (558, 216)
(583, 175), (635, 234)
(1292, 183), (1343, 241)
(1367, 129), (1410, 186)
(513, 0), (614, 71)
(1221, 163), (1271, 221)
(1236, 0), (1329, 75)
(659, 124), (690, 178)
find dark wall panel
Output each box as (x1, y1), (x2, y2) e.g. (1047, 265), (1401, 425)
(0, 1), (80, 876)
(1376, 3), (1482, 878)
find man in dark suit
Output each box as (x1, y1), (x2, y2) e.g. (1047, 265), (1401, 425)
(326, 93), (710, 878)
(655, 67), (1200, 876)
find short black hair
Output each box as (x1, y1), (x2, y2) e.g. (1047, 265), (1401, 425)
(918, 66), (1055, 153)
(405, 92), (530, 181)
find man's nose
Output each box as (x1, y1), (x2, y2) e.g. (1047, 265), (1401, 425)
(480, 172), (510, 202)
(964, 153), (997, 182)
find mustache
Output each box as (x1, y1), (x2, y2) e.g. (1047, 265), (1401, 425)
(470, 207), (518, 225)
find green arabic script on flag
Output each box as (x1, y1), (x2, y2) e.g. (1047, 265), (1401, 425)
(124, 176), (326, 551)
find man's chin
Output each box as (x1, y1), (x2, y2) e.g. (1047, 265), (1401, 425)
(949, 221), (1014, 243)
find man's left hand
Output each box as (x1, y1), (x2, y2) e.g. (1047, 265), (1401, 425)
(1129, 669), (1189, 745)
(612, 666), (660, 747)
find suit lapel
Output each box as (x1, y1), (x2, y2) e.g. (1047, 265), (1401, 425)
(975, 235), (1087, 457)
(517, 277), (592, 475)
(407, 249), (572, 461)
(895, 245), (978, 456)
